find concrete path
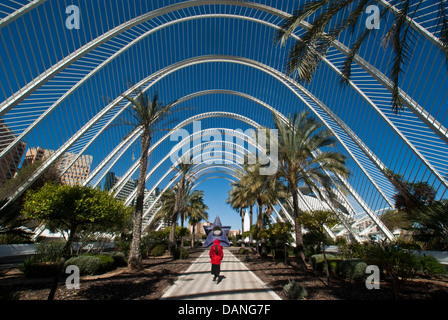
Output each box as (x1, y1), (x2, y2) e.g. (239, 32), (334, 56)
(161, 249), (282, 300)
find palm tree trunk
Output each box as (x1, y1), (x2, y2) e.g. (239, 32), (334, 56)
(128, 131), (151, 270)
(169, 175), (185, 256)
(258, 201), (267, 257)
(322, 242), (330, 284)
(191, 224), (195, 248)
(240, 207), (244, 232)
(240, 208), (245, 248)
(249, 205), (253, 248)
(291, 184), (307, 271)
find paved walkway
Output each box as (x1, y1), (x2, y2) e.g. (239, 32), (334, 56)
(161, 249), (282, 300)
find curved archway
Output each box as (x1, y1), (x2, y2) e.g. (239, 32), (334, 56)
(0, 2), (443, 193)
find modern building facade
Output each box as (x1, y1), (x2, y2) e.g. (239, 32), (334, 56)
(23, 147), (93, 186)
(0, 119), (27, 184)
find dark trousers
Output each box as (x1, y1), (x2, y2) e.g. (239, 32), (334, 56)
(211, 263), (220, 278)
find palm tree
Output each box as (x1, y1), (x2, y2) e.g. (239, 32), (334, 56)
(121, 88), (178, 270)
(184, 187), (209, 248)
(227, 180), (249, 235)
(168, 158), (195, 255)
(274, 0), (448, 113)
(236, 161), (288, 256)
(155, 183), (208, 249)
(273, 110), (349, 270)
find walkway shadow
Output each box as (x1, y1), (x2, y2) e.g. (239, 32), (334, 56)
(217, 275), (226, 284)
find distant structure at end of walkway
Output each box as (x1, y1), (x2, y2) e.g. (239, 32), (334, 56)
(203, 216), (231, 247)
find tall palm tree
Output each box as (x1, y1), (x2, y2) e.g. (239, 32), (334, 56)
(155, 183), (208, 249)
(184, 187), (209, 248)
(168, 158), (195, 255)
(273, 110), (349, 270)
(274, 0), (448, 113)
(237, 161), (288, 256)
(121, 88), (178, 270)
(227, 180), (249, 234)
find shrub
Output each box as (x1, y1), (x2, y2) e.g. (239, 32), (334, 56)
(418, 255), (447, 278)
(310, 254), (340, 274)
(272, 248), (288, 261)
(338, 258), (368, 282)
(20, 256), (60, 278)
(283, 280), (308, 300)
(64, 255), (103, 276)
(309, 254), (337, 269)
(238, 247), (249, 255)
(0, 285), (20, 300)
(96, 254), (116, 273)
(172, 247), (189, 260)
(106, 251), (127, 267)
(114, 240), (130, 257)
(150, 244), (167, 257)
(35, 240), (65, 262)
(360, 243), (420, 299)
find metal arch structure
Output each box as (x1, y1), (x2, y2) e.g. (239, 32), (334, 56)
(107, 104), (393, 241)
(2, 55), (398, 214)
(1, 52), (397, 240)
(58, 56), (401, 219)
(142, 151), (360, 241)
(0, 0), (444, 136)
(0, 1), (445, 184)
(128, 108), (375, 241)
(0, 4), (444, 198)
(81, 87), (389, 232)
(148, 171), (286, 230)
(0, 1), (446, 242)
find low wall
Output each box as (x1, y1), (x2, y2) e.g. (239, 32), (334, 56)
(323, 245), (448, 265)
(0, 244), (37, 259)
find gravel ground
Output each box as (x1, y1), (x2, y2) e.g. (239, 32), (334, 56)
(1, 248), (447, 301)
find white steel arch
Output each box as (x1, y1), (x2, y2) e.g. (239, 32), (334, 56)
(0, 1), (445, 182)
(1, 56), (395, 241)
(0, 0), (445, 243)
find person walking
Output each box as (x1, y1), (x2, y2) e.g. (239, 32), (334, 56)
(209, 239), (224, 283)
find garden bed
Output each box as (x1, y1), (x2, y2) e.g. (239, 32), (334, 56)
(0, 249), (203, 300)
(235, 250), (448, 300)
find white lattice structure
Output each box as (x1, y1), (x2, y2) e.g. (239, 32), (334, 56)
(0, 0), (447, 242)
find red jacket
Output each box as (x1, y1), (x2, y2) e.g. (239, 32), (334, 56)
(209, 239), (224, 265)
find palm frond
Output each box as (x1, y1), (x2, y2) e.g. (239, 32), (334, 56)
(437, 0), (448, 63)
(274, 0), (332, 46)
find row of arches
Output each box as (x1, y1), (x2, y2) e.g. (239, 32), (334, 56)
(0, 0), (446, 242)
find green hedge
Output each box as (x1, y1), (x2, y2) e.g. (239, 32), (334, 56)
(102, 251), (127, 267)
(64, 255), (103, 276)
(171, 246), (189, 260)
(238, 247), (249, 255)
(96, 254), (116, 273)
(418, 255), (447, 277)
(64, 253), (124, 276)
(338, 258), (368, 282)
(150, 244), (167, 257)
(309, 254), (339, 272)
